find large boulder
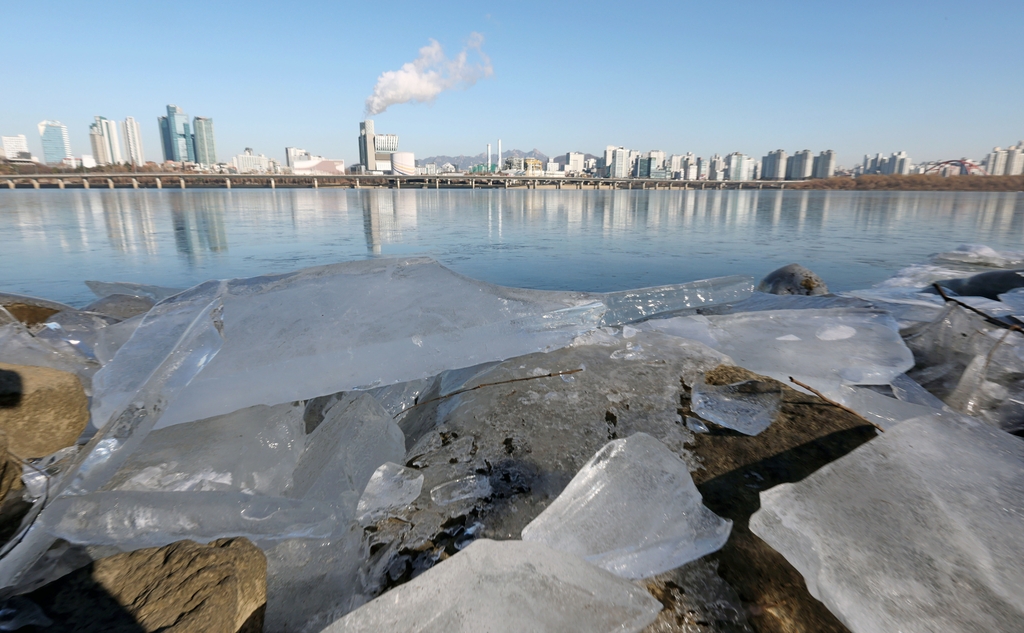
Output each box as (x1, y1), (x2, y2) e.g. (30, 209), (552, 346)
(757, 264), (829, 296)
(27, 538), (267, 633)
(0, 362), (89, 458)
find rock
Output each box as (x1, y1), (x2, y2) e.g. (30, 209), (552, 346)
(756, 264), (829, 296)
(0, 292), (74, 327)
(0, 431), (23, 502)
(682, 365), (876, 633)
(83, 294), (156, 320)
(0, 362), (89, 458)
(27, 537), (267, 633)
(641, 558), (753, 633)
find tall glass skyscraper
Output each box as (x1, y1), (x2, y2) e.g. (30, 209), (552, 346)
(192, 117), (216, 165)
(37, 121), (71, 165)
(158, 105), (195, 163)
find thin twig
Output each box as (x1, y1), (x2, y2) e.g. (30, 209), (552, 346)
(788, 377), (885, 433)
(393, 368), (584, 419)
(931, 283), (1024, 333)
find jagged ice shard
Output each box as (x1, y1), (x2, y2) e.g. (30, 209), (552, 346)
(320, 539), (662, 633)
(521, 433), (731, 579)
(750, 414), (1024, 633)
(92, 258), (753, 429)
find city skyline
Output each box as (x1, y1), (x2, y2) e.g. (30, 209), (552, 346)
(2, 1), (1021, 167)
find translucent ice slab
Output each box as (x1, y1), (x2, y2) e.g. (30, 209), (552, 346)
(91, 258), (753, 429)
(47, 491), (345, 549)
(521, 433), (731, 579)
(105, 402), (305, 495)
(320, 539), (662, 633)
(356, 462), (423, 524)
(288, 393), (405, 506)
(641, 308), (914, 396)
(690, 378), (782, 435)
(750, 414), (1024, 633)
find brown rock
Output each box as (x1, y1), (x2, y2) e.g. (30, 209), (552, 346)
(682, 365), (876, 633)
(0, 362), (89, 458)
(28, 538), (267, 633)
(0, 292), (74, 327)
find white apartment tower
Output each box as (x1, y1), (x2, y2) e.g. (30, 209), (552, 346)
(121, 116), (145, 165)
(812, 150), (836, 179)
(761, 150), (788, 180)
(1005, 143), (1024, 176)
(787, 150), (813, 180)
(610, 147), (630, 178)
(89, 116), (122, 165)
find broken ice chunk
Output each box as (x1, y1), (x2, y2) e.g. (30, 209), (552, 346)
(889, 373), (948, 410)
(598, 275), (754, 326)
(357, 462), (423, 524)
(750, 414), (1024, 633)
(999, 287), (1024, 318)
(288, 393), (405, 506)
(83, 294), (156, 320)
(320, 539), (662, 633)
(690, 378), (781, 436)
(105, 402), (305, 495)
(429, 474), (492, 506)
(685, 417), (709, 434)
(521, 433), (731, 579)
(46, 491), (347, 549)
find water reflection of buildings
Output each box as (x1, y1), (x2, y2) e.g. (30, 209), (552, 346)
(361, 190), (419, 254)
(169, 192), (229, 261)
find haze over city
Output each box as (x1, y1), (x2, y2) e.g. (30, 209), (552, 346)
(3, 0), (1022, 169)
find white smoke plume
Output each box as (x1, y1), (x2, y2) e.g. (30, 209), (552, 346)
(365, 32), (493, 116)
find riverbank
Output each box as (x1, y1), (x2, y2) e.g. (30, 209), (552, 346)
(791, 174), (1024, 191)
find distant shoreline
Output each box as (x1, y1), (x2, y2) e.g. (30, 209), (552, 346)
(790, 174), (1024, 192)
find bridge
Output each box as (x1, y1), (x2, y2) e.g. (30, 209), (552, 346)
(0, 172), (796, 191)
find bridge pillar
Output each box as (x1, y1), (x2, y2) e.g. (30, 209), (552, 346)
(6, 181), (13, 189)
(270, 178), (275, 189)
(436, 178), (439, 189)
(31, 179), (39, 189)
(83, 179), (89, 189)
(58, 179), (65, 189)
(179, 178), (185, 189)
(107, 179), (114, 189)
(225, 177), (231, 189)
(132, 178), (139, 189)
(155, 178), (162, 189)
(313, 178), (318, 189)
(396, 178), (400, 189)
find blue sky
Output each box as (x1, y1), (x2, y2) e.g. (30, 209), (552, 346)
(3, 1), (1021, 168)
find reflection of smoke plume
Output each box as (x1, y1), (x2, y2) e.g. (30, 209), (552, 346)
(365, 33), (493, 116)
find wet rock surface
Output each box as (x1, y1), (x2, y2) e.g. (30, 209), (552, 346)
(24, 537), (266, 633)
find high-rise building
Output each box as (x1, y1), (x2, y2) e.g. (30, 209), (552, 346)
(1, 135), (30, 161)
(707, 154), (726, 181)
(89, 116), (122, 165)
(812, 150), (836, 179)
(761, 150), (788, 180)
(1005, 143), (1024, 176)
(192, 117), (216, 165)
(886, 151), (911, 175)
(38, 121), (71, 164)
(358, 120), (399, 172)
(158, 105), (195, 163)
(725, 153), (754, 181)
(610, 147), (630, 178)
(681, 152), (698, 180)
(986, 147), (1008, 176)
(121, 116), (145, 165)
(232, 148), (277, 173)
(565, 152), (585, 173)
(786, 150), (813, 180)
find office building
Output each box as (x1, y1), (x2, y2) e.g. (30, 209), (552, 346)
(1, 135), (31, 161)
(786, 150), (813, 180)
(89, 116), (122, 165)
(761, 149), (788, 180)
(812, 150), (836, 179)
(231, 148), (278, 173)
(707, 154), (726, 181)
(38, 121), (71, 164)
(565, 152), (585, 173)
(193, 117), (216, 165)
(121, 117), (145, 165)
(158, 105), (195, 162)
(681, 153), (698, 180)
(609, 147), (630, 178)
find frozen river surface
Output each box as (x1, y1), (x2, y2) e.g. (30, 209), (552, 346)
(1, 188), (1022, 305)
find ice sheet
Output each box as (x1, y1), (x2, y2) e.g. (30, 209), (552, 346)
(690, 378), (782, 435)
(356, 462), (423, 524)
(85, 280), (184, 302)
(321, 539), (662, 633)
(91, 258), (752, 429)
(521, 433), (731, 579)
(750, 414), (1024, 633)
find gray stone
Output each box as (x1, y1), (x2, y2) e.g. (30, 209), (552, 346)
(757, 264), (829, 296)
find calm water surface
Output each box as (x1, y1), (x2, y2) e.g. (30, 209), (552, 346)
(1, 189), (1022, 306)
